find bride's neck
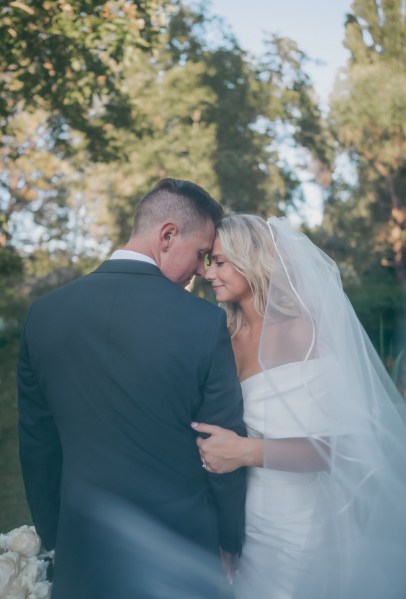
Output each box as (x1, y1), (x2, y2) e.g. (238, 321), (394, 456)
(238, 299), (262, 332)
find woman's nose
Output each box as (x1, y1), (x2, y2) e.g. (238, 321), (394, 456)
(205, 263), (214, 280)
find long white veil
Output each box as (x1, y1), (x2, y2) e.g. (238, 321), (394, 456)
(259, 217), (406, 598)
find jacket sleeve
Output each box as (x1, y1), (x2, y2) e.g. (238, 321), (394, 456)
(194, 309), (246, 554)
(17, 306), (62, 550)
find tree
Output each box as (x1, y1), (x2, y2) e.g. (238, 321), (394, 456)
(1, 1), (326, 256)
(97, 5), (327, 242)
(0, 0), (174, 252)
(0, 0), (170, 159)
(310, 0), (406, 386)
(328, 0), (406, 288)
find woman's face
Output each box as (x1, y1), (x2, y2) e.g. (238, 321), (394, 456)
(205, 236), (252, 304)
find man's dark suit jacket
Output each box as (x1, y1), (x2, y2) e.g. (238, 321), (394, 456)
(18, 259), (246, 598)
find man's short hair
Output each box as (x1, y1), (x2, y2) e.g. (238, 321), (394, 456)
(131, 178), (223, 236)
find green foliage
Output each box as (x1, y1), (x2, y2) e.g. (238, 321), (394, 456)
(0, 335), (32, 533)
(0, 0), (169, 160)
(0, 247), (23, 276)
(345, 0), (406, 63)
(0, 262), (31, 530)
(347, 283), (405, 334)
(314, 2), (405, 387)
(377, 315), (404, 384)
(312, 176), (397, 287)
(1, 2), (325, 251)
(0, 1), (175, 251)
(203, 35), (309, 215)
(327, 0), (406, 288)
(51, 4), (325, 244)
(346, 283), (405, 393)
(377, 314), (405, 392)
(390, 350), (404, 388)
(331, 61), (406, 167)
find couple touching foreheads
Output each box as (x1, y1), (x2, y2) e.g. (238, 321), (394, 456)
(18, 178), (406, 599)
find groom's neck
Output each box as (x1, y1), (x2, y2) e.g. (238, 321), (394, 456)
(122, 235), (158, 265)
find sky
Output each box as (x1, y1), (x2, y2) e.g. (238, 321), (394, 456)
(207, 0), (353, 106)
(203, 0), (354, 225)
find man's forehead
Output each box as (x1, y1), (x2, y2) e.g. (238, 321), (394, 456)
(199, 223), (215, 242)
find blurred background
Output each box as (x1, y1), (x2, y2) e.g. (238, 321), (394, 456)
(1, 0), (405, 532)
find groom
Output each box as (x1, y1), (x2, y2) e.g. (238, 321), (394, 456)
(18, 178), (246, 598)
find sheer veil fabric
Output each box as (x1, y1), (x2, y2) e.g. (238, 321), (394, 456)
(258, 217), (406, 598)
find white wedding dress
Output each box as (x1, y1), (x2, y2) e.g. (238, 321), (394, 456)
(231, 216), (406, 599)
(234, 361), (338, 599)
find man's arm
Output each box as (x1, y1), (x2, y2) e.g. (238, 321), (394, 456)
(193, 309), (246, 555)
(18, 307), (62, 550)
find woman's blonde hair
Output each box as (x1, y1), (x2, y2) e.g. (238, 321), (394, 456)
(215, 214), (276, 335)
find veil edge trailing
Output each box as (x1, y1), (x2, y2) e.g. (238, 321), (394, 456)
(258, 216), (406, 598)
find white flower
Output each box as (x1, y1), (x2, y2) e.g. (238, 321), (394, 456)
(6, 526), (41, 558)
(0, 554), (51, 599)
(0, 533), (10, 551)
(0, 551), (20, 596)
(20, 556), (50, 599)
(27, 579), (52, 599)
(0, 526), (52, 599)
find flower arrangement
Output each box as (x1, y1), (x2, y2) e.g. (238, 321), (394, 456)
(0, 526), (53, 599)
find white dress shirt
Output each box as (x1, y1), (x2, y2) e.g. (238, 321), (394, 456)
(109, 249), (157, 267)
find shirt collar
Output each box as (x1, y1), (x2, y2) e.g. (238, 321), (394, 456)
(109, 249), (157, 267)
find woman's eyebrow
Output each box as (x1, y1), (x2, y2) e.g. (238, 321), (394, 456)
(210, 253), (224, 260)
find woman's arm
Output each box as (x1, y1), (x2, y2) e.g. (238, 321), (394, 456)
(191, 422), (329, 473)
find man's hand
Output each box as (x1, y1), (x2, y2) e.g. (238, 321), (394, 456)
(219, 547), (238, 585)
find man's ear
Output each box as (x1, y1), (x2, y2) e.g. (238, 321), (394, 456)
(159, 222), (178, 252)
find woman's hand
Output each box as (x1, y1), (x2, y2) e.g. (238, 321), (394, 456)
(192, 423), (329, 473)
(191, 422), (254, 473)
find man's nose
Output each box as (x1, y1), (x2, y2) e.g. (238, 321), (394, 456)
(204, 263), (214, 280)
(195, 263), (206, 278)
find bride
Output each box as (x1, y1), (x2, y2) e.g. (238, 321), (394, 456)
(192, 215), (406, 599)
